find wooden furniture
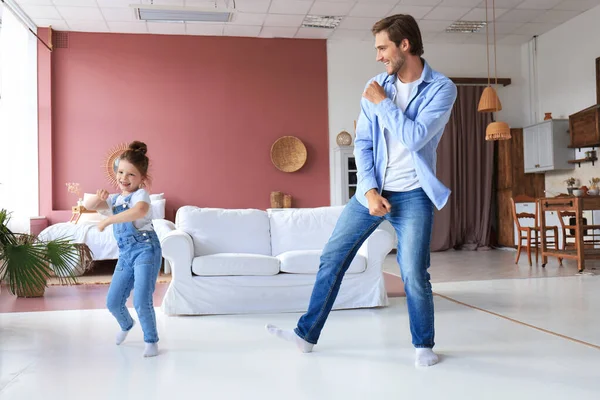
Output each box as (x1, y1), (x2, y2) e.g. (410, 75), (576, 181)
(69, 205), (96, 224)
(523, 119), (574, 173)
(539, 196), (600, 272)
(568, 104), (600, 149)
(566, 57), (600, 150)
(511, 195), (559, 266)
(556, 210), (600, 250)
(597, 56), (600, 105)
(496, 128), (545, 247)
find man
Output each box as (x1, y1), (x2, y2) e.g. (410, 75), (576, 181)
(267, 14), (457, 367)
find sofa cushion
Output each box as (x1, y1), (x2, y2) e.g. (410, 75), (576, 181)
(192, 254), (280, 276)
(269, 206), (345, 256)
(177, 206), (271, 257)
(277, 250), (367, 274)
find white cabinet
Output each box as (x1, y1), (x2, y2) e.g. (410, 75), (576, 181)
(523, 119), (574, 173)
(332, 146), (357, 206)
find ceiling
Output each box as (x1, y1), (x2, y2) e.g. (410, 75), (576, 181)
(6, 0), (600, 44)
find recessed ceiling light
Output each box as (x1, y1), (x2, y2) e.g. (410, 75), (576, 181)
(133, 5), (234, 23)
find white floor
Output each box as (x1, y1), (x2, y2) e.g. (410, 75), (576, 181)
(433, 275), (600, 348)
(2, 276), (600, 399)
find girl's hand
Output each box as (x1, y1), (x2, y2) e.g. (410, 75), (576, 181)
(96, 189), (109, 201)
(97, 220), (109, 232)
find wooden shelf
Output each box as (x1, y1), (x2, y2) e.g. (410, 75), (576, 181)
(567, 144), (599, 149)
(567, 157), (597, 167)
(449, 77), (511, 86)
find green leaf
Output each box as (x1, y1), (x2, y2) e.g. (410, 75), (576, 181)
(2, 241), (51, 296)
(0, 208), (84, 296)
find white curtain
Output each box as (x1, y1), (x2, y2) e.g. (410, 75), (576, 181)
(0, 5), (39, 233)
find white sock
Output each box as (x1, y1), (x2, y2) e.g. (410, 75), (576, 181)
(143, 343), (159, 358)
(266, 324), (314, 353)
(415, 348), (439, 367)
(115, 320), (135, 345)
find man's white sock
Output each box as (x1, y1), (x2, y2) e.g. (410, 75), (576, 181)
(415, 348), (439, 367)
(266, 324), (314, 353)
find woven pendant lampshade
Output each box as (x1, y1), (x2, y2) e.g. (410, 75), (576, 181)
(486, 121), (511, 141)
(478, 86), (502, 112)
(479, 0), (510, 140)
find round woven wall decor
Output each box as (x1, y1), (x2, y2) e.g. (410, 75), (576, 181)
(103, 143), (128, 188)
(270, 136), (307, 172)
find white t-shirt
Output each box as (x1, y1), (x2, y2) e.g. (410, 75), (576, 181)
(100, 188), (153, 231)
(383, 78), (421, 192)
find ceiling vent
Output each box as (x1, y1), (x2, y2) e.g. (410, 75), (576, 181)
(133, 5), (234, 23)
(446, 20), (487, 33)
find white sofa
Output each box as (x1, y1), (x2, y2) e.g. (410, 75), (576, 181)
(160, 205), (395, 316)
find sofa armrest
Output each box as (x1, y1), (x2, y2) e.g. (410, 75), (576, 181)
(161, 230), (194, 281)
(153, 219), (177, 274)
(358, 228), (395, 268)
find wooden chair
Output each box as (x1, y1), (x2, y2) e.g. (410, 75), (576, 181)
(511, 195), (560, 266)
(556, 210), (600, 251)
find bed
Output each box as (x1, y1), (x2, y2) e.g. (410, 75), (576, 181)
(38, 193), (175, 276)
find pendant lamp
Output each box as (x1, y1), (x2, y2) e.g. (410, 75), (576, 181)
(479, 0), (511, 140)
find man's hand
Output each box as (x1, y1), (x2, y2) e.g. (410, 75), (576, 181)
(362, 81), (387, 104)
(96, 189), (109, 201)
(365, 189), (391, 216)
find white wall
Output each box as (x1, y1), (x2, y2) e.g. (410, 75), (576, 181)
(327, 39), (526, 204)
(526, 5), (600, 195)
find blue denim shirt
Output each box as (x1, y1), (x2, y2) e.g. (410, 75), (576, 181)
(354, 59), (457, 211)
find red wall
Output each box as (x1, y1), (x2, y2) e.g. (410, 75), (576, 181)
(38, 31), (330, 223)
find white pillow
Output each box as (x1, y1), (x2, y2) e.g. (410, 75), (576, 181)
(149, 192), (165, 201)
(83, 192), (96, 204)
(151, 199), (166, 219)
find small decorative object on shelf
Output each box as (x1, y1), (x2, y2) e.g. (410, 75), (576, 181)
(336, 130), (352, 146)
(270, 191), (283, 208)
(269, 191), (293, 208)
(565, 177), (578, 195)
(66, 182), (82, 205)
(589, 177), (600, 195)
(544, 112), (552, 120)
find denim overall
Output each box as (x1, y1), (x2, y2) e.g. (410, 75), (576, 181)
(105, 192), (162, 343)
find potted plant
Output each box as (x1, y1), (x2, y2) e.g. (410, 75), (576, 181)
(0, 209), (85, 297)
(565, 177), (578, 195)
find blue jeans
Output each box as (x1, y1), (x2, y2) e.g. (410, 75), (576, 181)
(295, 188), (435, 348)
(106, 193), (162, 343)
(106, 231), (162, 343)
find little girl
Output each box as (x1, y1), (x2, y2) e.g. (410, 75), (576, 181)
(84, 141), (162, 357)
